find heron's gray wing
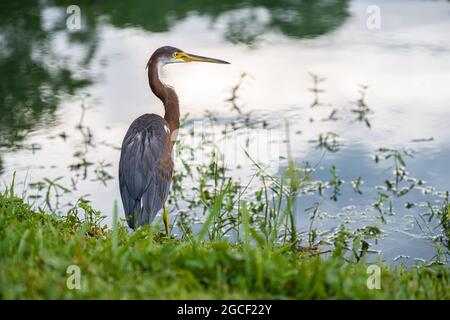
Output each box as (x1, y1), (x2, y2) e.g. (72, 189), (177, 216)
(119, 114), (172, 229)
(139, 156), (173, 226)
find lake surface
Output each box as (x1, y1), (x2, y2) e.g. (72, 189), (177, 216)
(1, 0), (450, 265)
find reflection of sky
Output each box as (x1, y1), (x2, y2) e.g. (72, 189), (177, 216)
(2, 0), (450, 264)
(289, 144), (448, 264)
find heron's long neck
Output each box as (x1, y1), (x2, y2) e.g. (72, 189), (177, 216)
(148, 59), (180, 134)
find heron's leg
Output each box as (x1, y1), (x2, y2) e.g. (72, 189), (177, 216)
(163, 206), (170, 236)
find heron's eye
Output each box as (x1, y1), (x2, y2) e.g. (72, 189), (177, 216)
(173, 52), (179, 58)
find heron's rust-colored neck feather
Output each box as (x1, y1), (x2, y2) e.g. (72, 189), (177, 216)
(147, 58), (180, 136)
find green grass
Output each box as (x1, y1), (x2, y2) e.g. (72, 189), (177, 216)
(0, 190), (448, 299)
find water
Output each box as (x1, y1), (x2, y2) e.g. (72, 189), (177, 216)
(1, 0), (449, 265)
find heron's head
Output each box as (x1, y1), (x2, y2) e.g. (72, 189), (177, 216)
(148, 46), (230, 68)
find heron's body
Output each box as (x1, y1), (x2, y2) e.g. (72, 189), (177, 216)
(119, 114), (173, 227)
(119, 46), (229, 230)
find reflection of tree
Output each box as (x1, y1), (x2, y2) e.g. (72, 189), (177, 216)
(0, 0), (350, 139)
(223, 0), (351, 44)
(0, 1), (95, 171)
(52, 0), (350, 45)
(0, 0), (350, 173)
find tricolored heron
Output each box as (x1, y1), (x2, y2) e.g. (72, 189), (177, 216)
(119, 46), (229, 233)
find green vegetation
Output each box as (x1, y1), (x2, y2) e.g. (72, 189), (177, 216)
(0, 188), (448, 299)
(1, 75), (449, 299)
(1, 0), (449, 301)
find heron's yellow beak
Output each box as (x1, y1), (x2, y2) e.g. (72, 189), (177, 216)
(179, 52), (230, 64)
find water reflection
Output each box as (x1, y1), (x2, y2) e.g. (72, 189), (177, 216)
(0, 0), (351, 165)
(2, 0), (448, 150)
(0, 1), (95, 151)
(0, 0), (449, 264)
(51, 0), (350, 45)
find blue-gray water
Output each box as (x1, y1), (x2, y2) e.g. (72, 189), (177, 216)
(1, 0), (449, 265)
